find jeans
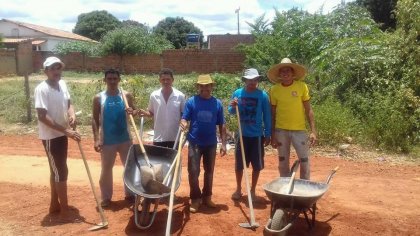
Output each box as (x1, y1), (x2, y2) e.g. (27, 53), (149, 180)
(187, 143), (217, 200)
(275, 129), (310, 179)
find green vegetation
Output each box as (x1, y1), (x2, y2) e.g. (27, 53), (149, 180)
(55, 26), (174, 57)
(54, 41), (100, 56)
(355, 0), (397, 30)
(153, 17), (204, 49)
(1, 1), (418, 156)
(100, 26), (173, 56)
(239, 1), (419, 153)
(73, 10), (122, 41)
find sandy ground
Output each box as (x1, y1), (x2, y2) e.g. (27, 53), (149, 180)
(0, 134), (420, 236)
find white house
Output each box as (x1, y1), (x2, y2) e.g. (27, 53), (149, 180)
(0, 18), (96, 51)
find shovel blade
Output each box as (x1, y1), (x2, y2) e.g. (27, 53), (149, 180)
(140, 164), (164, 189)
(239, 222), (259, 229)
(88, 221), (108, 231)
(145, 179), (171, 194)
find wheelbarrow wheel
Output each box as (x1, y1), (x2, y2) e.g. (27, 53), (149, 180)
(270, 209), (287, 231)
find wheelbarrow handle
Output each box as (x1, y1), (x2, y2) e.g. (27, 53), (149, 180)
(325, 166), (339, 184)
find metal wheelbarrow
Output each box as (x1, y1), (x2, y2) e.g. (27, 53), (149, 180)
(124, 144), (182, 229)
(262, 164), (339, 236)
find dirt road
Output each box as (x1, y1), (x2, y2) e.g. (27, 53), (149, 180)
(0, 134), (419, 235)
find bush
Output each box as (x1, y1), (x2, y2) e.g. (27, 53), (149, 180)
(350, 90), (420, 153)
(313, 97), (362, 146)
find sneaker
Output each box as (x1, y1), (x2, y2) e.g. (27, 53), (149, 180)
(203, 197), (217, 208)
(189, 199), (201, 213)
(231, 191), (242, 201)
(101, 199), (111, 207)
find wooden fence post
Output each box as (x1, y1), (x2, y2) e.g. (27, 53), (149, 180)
(24, 73), (32, 122)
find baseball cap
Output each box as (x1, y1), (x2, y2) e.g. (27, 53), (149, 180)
(43, 57), (65, 69)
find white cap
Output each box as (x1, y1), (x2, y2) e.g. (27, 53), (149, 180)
(43, 57), (65, 69)
(242, 68), (262, 80)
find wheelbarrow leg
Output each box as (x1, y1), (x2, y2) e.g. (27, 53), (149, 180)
(302, 204), (316, 230)
(134, 196), (160, 230)
(312, 203), (316, 227)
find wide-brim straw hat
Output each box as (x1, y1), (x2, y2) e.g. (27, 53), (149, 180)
(196, 74), (214, 85)
(267, 58), (307, 83)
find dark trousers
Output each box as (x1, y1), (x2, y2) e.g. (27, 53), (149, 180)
(42, 136), (68, 182)
(187, 144), (216, 200)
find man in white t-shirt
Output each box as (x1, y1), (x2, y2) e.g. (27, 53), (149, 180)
(131, 68), (186, 148)
(34, 56), (81, 223)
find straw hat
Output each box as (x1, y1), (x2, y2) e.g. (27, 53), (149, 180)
(196, 74), (214, 85)
(267, 58), (307, 83)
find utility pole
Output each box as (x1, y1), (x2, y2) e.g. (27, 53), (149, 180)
(235, 7), (240, 34)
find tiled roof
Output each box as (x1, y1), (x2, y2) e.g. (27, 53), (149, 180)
(2, 38), (46, 45)
(32, 39), (46, 45)
(2, 38), (32, 43)
(1, 19), (97, 43)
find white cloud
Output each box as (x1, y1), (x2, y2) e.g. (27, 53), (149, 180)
(0, 0), (353, 38)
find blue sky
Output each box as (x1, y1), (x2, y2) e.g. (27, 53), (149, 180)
(0, 0), (354, 38)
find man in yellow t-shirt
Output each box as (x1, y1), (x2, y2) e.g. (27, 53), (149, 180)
(268, 58), (317, 179)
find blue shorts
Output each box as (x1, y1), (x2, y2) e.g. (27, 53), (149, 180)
(235, 136), (265, 171)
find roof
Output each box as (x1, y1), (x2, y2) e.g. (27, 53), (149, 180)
(32, 39), (46, 45)
(2, 38), (32, 43)
(2, 38), (46, 45)
(1, 19), (97, 43)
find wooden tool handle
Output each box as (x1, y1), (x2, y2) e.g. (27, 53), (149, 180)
(120, 87), (151, 166)
(235, 105), (257, 225)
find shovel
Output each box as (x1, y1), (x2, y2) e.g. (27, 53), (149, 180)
(146, 127), (185, 194)
(280, 160), (299, 194)
(235, 105), (259, 229)
(120, 87), (163, 189)
(165, 131), (185, 236)
(74, 133), (108, 230)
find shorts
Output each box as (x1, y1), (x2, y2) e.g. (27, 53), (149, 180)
(42, 136), (68, 182)
(235, 136), (265, 171)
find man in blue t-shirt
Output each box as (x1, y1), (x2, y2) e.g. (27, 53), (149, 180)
(180, 74), (227, 213)
(92, 69), (134, 207)
(228, 68), (271, 202)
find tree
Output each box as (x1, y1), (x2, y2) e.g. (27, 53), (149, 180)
(122, 20), (149, 31)
(99, 26), (173, 72)
(246, 14), (271, 35)
(53, 41), (100, 56)
(73, 10), (122, 41)
(100, 26), (173, 56)
(153, 17), (203, 49)
(355, 0), (397, 30)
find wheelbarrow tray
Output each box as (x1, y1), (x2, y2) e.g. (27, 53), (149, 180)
(263, 177), (329, 210)
(124, 144), (181, 199)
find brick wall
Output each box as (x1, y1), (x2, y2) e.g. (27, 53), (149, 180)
(0, 49), (16, 76)
(32, 49), (246, 74)
(208, 34), (255, 53)
(0, 41), (33, 76)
